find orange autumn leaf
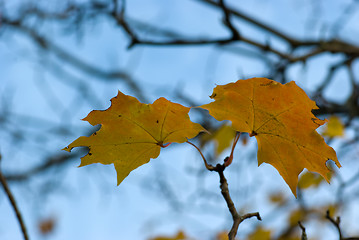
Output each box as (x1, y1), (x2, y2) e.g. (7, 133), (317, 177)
(64, 91), (205, 185)
(200, 77), (341, 196)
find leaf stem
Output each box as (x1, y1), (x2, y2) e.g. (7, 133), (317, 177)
(186, 141), (215, 170)
(224, 132), (241, 167)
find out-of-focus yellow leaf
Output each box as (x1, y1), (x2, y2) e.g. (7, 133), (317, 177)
(269, 191), (287, 206)
(298, 171), (332, 189)
(213, 124), (236, 155)
(247, 226), (271, 240)
(322, 115), (344, 138)
(216, 231), (229, 240)
(148, 230), (189, 240)
(200, 78), (340, 196)
(288, 209), (305, 226)
(199, 124), (236, 156)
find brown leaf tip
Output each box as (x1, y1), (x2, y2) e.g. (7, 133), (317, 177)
(311, 117), (324, 126)
(210, 93), (217, 99)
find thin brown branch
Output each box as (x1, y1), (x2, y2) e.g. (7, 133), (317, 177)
(198, 0), (359, 55)
(113, 0), (359, 63)
(0, 158), (29, 240)
(219, 0), (240, 40)
(5, 152), (83, 182)
(217, 167), (261, 240)
(298, 221), (308, 240)
(326, 210), (343, 240)
(187, 139), (261, 239)
(197, 0), (307, 46)
(114, 17), (355, 64)
(325, 211), (359, 240)
(111, 0), (139, 48)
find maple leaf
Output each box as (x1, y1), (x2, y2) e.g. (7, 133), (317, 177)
(64, 91), (205, 185)
(200, 77), (341, 196)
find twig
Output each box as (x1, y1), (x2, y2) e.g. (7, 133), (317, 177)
(187, 140), (261, 240)
(0, 157), (29, 240)
(218, 0), (240, 40)
(5, 152), (82, 182)
(112, 0), (139, 48)
(325, 211), (359, 240)
(298, 221), (308, 240)
(217, 166), (261, 240)
(2, 17), (147, 102)
(326, 210), (343, 240)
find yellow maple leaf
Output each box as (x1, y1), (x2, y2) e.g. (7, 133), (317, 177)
(64, 91), (205, 185)
(200, 78), (341, 196)
(322, 115), (344, 138)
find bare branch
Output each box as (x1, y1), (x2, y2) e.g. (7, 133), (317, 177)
(298, 221), (308, 240)
(218, 0), (240, 40)
(1, 17), (147, 102)
(326, 210), (343, 240)
(5, 152), (83, 182)
(0, 155), (30, 240)
(217, 166), (261, 240)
